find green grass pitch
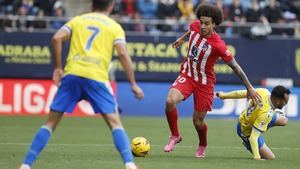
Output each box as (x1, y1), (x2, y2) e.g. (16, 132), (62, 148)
(0, 116), (299, 169)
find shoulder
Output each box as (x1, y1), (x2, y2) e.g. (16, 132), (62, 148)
(212, 32), (225, 44)
(104, 16), (124, 32)
(210, 33), (227, 51)
(256, 88), (271, 96)
(112, 21), (124, 31)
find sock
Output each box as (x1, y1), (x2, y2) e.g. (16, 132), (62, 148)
(165, 107), (179, 137)
(125, 162), (137, 169)
(198, 122), (208, 147)
(23, 125), (52, 166)
(112, 128), (133, 164)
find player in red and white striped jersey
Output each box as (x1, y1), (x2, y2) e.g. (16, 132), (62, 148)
(163, 4), (261, 158)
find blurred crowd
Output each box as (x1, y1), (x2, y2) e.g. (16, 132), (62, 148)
(1, 0), (300, 37)
(111, 0), (300, 37)
(0, 0), (66, 31)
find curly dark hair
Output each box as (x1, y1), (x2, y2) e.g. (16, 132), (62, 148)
(195, 4), (223, 25)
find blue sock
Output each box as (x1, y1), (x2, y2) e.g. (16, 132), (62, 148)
(23, 125), (52, 166)
(112, 128), (133, 164)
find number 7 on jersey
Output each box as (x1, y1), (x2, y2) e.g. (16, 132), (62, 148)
(85, 26), (100, 50)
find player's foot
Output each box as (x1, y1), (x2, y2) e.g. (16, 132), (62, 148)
(164, 135), (182, 152)
(125, 162), (139, 169)
(195, 146), (206, 158)
(125, 166), (140, 169)
(18, 164), (31, 169)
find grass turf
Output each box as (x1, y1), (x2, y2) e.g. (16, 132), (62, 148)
(0, 116), (299, 169)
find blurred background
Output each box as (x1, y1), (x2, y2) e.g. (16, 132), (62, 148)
(0, 0), (299, 119)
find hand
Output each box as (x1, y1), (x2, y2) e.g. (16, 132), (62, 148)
(247, 87), (261, 106)
(215, 92), (223, 99)
(172, 38), (185, 48)
(52, 68), (64, 86)
(131, 84), (144, 100)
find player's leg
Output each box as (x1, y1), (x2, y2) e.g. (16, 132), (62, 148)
(256, 132), (275, 159)
(193, 111), (208, 158)
(259, 143), (275, 160)
(274, 114), (288, 126)
(193, 84), (214, 158)
(236, 122), (252, 152)
(165, 88), (184, 139)
(237, 126), (275, 160)
(19, 112), (64, 169)
(267, 113), (288, 130)
(84, 80), (138, 169)
(19, 75), (82, 169)
(102, 113), (138, 169)
(164, 75), (193, 152)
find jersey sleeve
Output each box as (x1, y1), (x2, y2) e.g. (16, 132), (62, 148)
(62, 16), (79, 35)
(217, 40), (233, 63)
(113, 24), (126, 45)
(218, 89), (247, 99)
(249, 128), (261, 159)
(253, 113), (273, 132)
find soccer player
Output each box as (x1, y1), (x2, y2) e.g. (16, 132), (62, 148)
(18, 1), (144, 169)
(216, 85), (290, 160)
(163, 4), (261, 158)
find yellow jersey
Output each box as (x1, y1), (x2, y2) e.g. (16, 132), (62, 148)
(62, 12), (125, 82)
(239, 88), (275, 136)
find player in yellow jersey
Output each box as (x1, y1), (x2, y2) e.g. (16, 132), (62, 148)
(18, 1), (143, 169)
(216, 85), (290, 160)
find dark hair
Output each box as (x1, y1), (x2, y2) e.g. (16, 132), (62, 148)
(92, 0), (113, 11)
(195, 4), (223, 25)
(271, 85), (291, 100)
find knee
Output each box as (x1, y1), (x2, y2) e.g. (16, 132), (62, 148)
(282, 117), (288, 126)
(104, 114), (123, 129)
(166, 96), (177, 109)
(265, 154), (275, 160)
(193, 118), (204, 128)
(278, 116), (289, 126)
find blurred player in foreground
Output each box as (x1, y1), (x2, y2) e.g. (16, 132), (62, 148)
(18, 0), (144, 169)
(163, 4), (261, 158)
(216, 85), (290, 160)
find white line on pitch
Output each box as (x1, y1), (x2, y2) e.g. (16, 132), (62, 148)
(0, 142), (299, 151)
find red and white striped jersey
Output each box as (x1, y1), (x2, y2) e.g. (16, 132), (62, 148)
(180, 20), (233, 86)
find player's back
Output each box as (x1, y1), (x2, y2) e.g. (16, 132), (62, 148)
(239, 88), (272, 136)
(64, 12), (125, 82)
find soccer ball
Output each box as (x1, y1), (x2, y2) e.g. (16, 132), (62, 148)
(131, 137), (150, 157)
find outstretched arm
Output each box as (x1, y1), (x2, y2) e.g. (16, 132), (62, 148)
(226, 58), (261, 104)
(172, 31), (190, 48)
(216, 90), (247, 99)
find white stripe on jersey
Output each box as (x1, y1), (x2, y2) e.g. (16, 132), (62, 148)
(200, 45), (212, 85)
(182, 61), (188, 74)
(182, 32), (196, 73)
(192, 38), (207, 82)
(187, 31), (200, 77)
(61, 26), (71, 35)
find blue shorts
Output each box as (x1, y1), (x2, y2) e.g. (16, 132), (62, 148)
(50, 75), (116, 114)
